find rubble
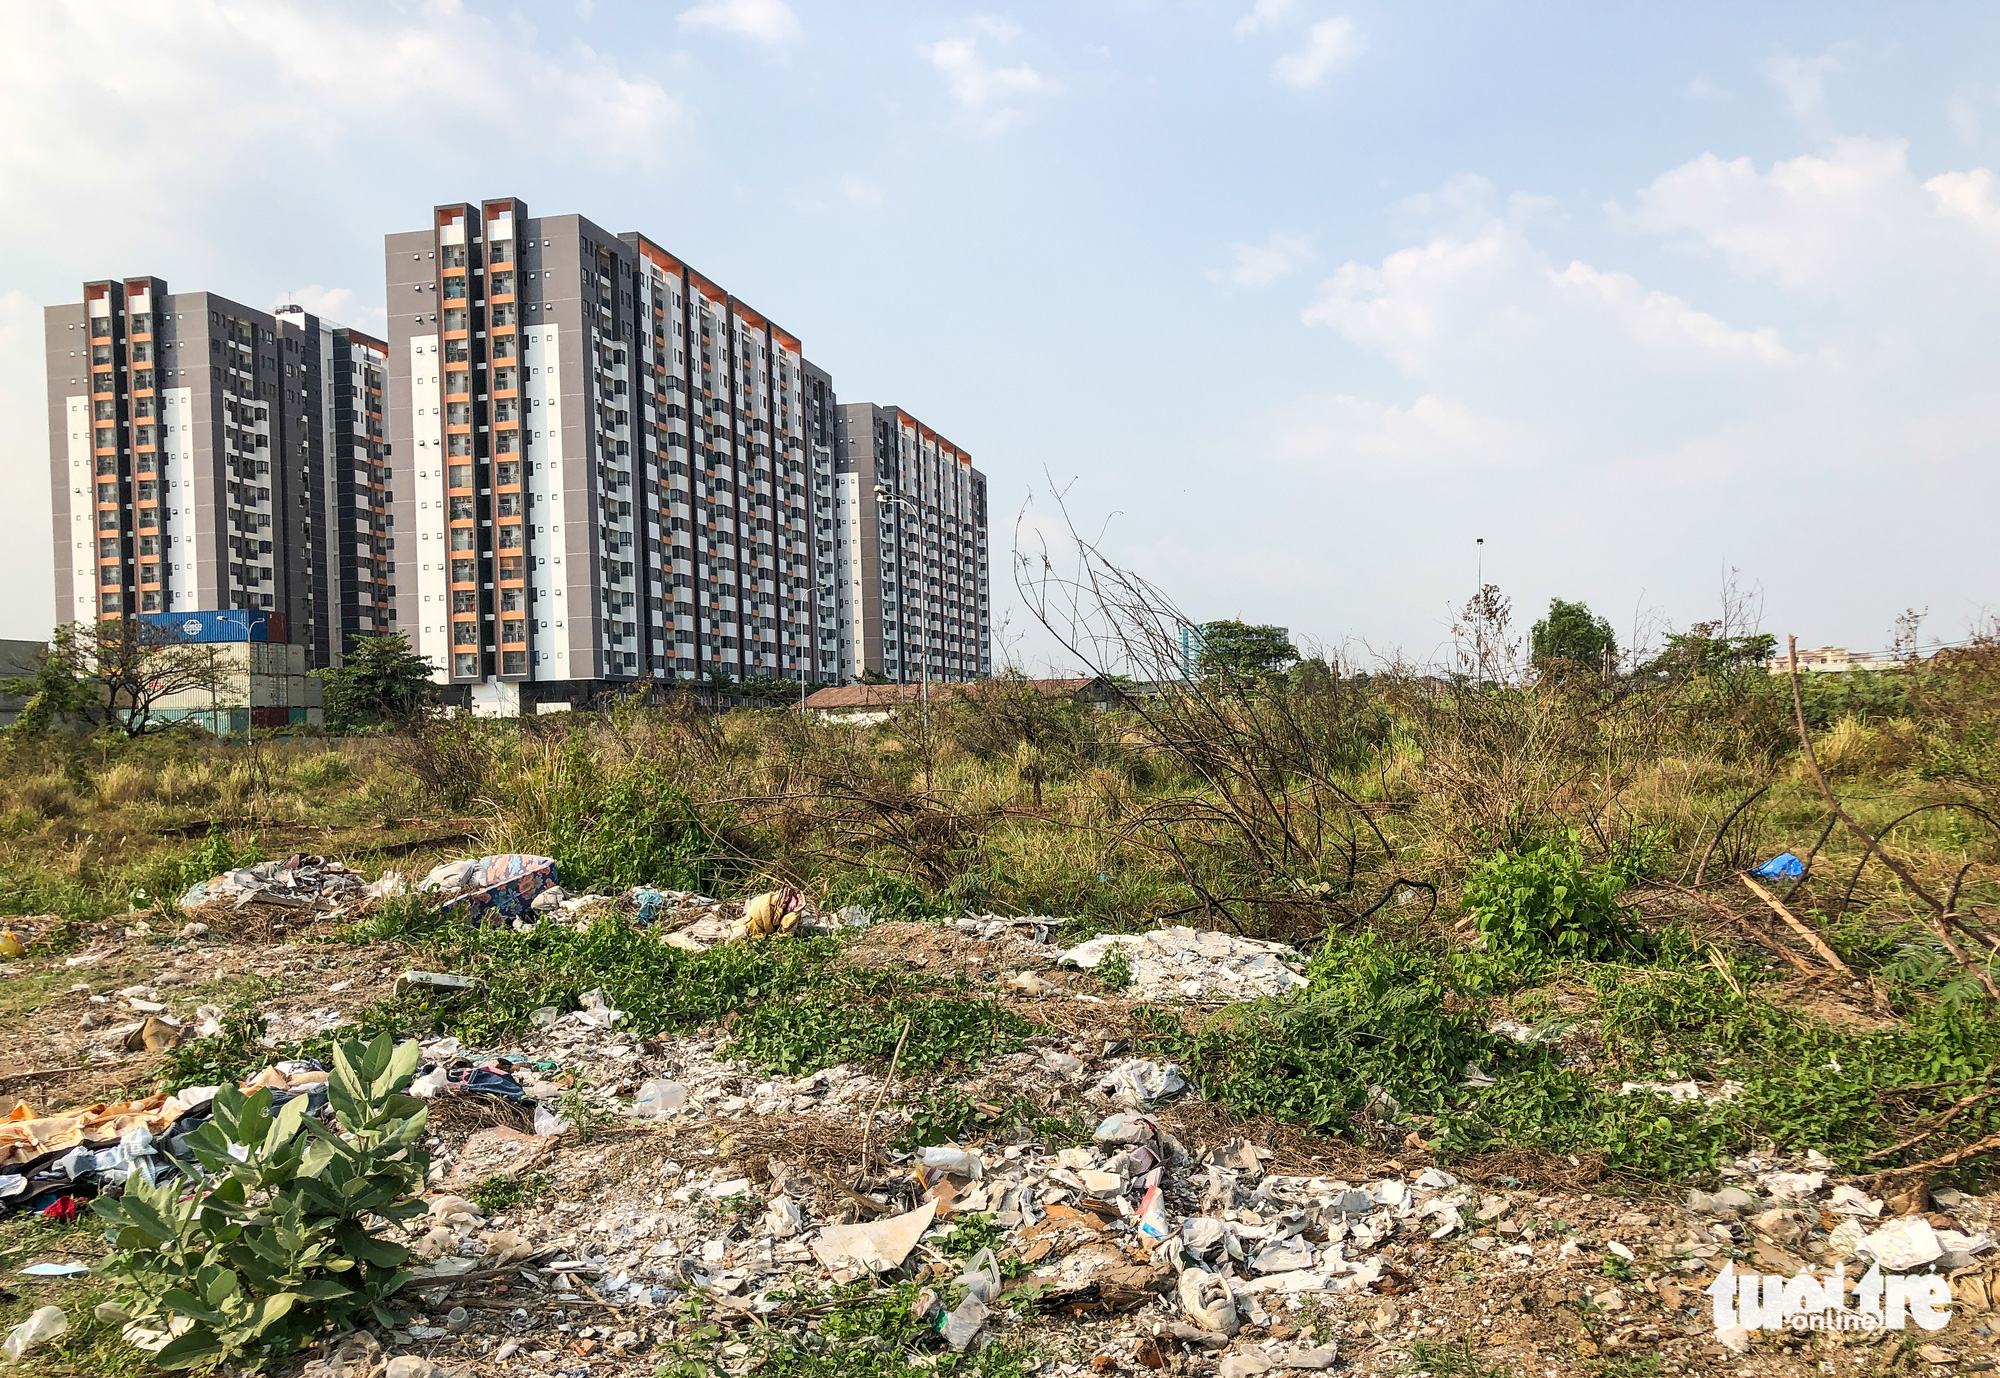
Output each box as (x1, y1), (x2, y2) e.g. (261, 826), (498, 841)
(178, 854), (371, 912)
(1060, 927), (1310, 1002)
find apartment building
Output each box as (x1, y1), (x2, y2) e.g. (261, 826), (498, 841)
(386, 197), (827, 712)
(831, 403), (991, 684)
(44, 277), (392, 667)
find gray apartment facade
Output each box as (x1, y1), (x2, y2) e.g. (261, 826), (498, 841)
(831, 403), (991, 684)
(45, 276), (392, 667)
(386, 197), (831, 712)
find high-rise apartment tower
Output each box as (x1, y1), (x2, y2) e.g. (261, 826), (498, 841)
(45, 277), (392, 666)
(831, 403), (990, 684)
(386, 197), (829, 711)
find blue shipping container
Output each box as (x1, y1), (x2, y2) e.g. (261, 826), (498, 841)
(137, 610), (269, 644)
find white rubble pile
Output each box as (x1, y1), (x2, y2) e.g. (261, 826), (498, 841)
(1061, 927), (1310, 1002)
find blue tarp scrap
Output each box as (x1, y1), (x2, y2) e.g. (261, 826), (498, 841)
(1752, 852), (1805, 880)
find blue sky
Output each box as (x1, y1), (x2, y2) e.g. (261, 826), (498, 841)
(3, 1), (1996, 670)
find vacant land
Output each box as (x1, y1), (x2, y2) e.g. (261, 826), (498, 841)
(3, 641), (1999, 1376)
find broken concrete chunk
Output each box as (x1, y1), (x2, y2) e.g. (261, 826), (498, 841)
(810, 1200), (938, 1275)
(1178, 1268), (1240, 1335)
(1858, 1216), (1943, 1271)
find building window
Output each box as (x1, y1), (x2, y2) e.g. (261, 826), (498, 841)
(100, 593), (121, 611)
(496, 461), (520, 486)
(449, 497), (474, 520)
(452, 589), (477, 613)
(501, 618), (525, 643)
(445, 369), (469, 396)
(498, 556), (524, 581)
(450, 559), (475, 583)
(498, 525), (523, 550)
(501, 650), (527, 676)
(448, 464), (472, 489)
(140, 591), (161, 612)
(453, 621), (477, 646)
(100, 564), (120, 586)
(443, 308), (467, 331)
(453, 653), (477, 677)
(449, 528), (475, 551)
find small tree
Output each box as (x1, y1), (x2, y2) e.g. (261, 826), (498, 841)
(315, 634), (438, 732)
(858, 667), (893, 685)
(1529, 598), (1618, 676)
(1196, 620), (1297, 679)
(7, 620), (240, 738)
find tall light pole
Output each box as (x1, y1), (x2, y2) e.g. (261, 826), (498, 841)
(873, 484), (927, 713)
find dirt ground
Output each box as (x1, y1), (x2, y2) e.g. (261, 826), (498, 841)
(4, 906), (1999, 1378)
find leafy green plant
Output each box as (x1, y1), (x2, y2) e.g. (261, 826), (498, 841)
(1096, 945), (1133, 992)
(92, 1034), (429, 1370)
(827, 869), (945, 923)
(468, 1171), (550, 1215)
(1462, 832), (1637, 962)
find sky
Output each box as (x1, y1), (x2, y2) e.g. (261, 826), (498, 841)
(3, 0), (1997, 673)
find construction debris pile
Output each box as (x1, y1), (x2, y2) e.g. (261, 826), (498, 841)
(177, 854), (379, 913)
(1059, 928), (1310, 1002)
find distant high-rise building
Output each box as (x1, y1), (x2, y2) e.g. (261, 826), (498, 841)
(385, 197), (826, 712)
(44, 277), (391, 665)
(831, 403), (990, 684)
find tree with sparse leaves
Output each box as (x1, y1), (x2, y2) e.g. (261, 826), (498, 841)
(314, 634), (439, 732)
(4, 620), (240, 738)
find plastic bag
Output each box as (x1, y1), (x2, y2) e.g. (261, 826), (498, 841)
(533, 1104), (572, 1137)
(917, 1145), (983, 1179)
(954, 1246), (1001, 1303)
(3, 1307), (68, 1362)
(632, 1079), (688, 1119)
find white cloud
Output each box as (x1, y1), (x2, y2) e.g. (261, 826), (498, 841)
(1272, 17), (1363, 88)
(1233, 0), (1298, 39)
(274, 286), (385, 335)
(678, 0), (801, 44)
(923, 23), (1054, 133)
(1628, 138), (2000, 325)
(842, 175), (884, 207)
(1768, 52), (1841, 129)
(1928, 167), (2000, 233)
(1304, 214), (1792, 387)
(1238, 150), (2000, 660)
(0, 0), (696, 641)
(1211, 231), (1314, 287)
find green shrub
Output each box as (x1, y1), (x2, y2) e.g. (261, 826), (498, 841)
(544, 749), (717, 892)
(826, 869), (945, 922)
(289, 753), (353, 788)
(94, 1035), (429, 1369)
(1462, 832), (1636, 962)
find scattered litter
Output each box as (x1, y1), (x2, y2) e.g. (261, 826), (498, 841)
(20, 1261), (90, 1277)
(394, 970), (486, 997)
(632, 1079), (688, 1119)
(1097, 1060), (1187, 1109)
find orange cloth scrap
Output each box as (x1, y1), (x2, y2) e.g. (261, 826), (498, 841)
(0, 1095), (183, 1168)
